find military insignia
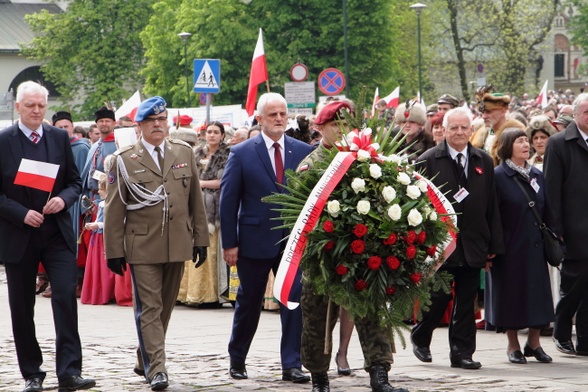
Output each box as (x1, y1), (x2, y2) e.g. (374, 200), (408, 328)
(139, 149), (144, 153)
(172, 163), (188, 170)
(108, 172), (115, 184)
(133, 169), (146, 174)
(131, 154), (138, 160)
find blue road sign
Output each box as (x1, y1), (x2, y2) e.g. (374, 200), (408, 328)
(194, 59), (220, 94)
(318, 68), (345, 96)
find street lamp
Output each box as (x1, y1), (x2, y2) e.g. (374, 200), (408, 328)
(343, 0), (349, 97)
(178, 32), (192, 106)
(410, 3), (426, 103)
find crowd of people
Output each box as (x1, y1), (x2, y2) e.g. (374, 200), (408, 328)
(1, 78), (588, 392)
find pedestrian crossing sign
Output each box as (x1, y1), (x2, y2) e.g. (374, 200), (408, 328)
(193, 59), (221, 94)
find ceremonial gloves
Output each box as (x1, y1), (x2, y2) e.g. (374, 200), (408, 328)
(193, 246), (208, 268)
(107, 257), (127, 276)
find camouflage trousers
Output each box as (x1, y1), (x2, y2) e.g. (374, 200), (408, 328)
(301, 283), (394, 373)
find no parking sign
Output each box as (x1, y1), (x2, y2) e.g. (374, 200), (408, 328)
(318, 68), (345, 96)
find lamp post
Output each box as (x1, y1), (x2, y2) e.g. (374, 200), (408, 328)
(409, 3), (426, 103)
(343, 0), (349, 97)
(178, 32), (192, 106)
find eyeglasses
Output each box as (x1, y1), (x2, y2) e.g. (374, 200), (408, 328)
(143, 116), (167, 124)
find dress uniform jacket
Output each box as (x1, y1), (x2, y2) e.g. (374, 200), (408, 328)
(104, 139), (209, 263)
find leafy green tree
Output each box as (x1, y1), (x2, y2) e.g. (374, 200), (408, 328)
(22, 0), (155, 119)
(569, 0), (588, 76)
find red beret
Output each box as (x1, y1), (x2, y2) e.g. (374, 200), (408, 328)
(173, 114), (193, 126)
(315, 101), (352, 125)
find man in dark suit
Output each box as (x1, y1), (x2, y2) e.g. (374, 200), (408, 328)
(410, 107), (504, 370)
(220, 92), (312, 383)
(544, 93), (588, 356)
(0, 81), (95, 392)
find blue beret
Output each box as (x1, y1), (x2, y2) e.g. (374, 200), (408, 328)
(134, 96), (167, 122)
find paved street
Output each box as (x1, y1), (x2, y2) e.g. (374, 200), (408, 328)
(0, 265), (587, 391)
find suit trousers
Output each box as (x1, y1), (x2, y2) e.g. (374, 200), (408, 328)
(228, 255), (303, 369)
(553, 259), (588, 348)
(131, 262), (184, 381)
(300, 284), (393, 373)
(411, 265), (480, 362)
(4, 221), (82, 382)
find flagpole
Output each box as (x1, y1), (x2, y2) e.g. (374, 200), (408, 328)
(266, 80), (270, 93)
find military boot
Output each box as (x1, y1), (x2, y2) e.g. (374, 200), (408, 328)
(311, 372), (329, 392)
(369, 364), (409, 392)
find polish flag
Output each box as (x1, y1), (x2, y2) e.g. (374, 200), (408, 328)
(382, 86), (400, 109)
(245, 28), (269, 116)
(536, 80), (548, 109)
(371, 87), (379, 118)
(14, 159), (60, 193)
(115, 90), (141, 120)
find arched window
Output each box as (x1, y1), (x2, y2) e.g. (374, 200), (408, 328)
(9, 66), (59, 98)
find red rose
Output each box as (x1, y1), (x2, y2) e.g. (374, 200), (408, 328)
(350, 240), (365, 254)
(386, 256), (400, 270)
(367, 256), (382, 270)
(406, 245), (417, 259)
(386, 286), (396, 295)
(426, 245), (437, 257)
(416, 231), (427, 244)
(336, 264), (348, 275)
(323, 220), (334, 233)
(325, 241), (335, 251)
(405, 230), (417, 244)
(410, 272), (422, 284)
(354, 279), (368, 291)
(383, 233), (397, 245)
(352, 223), (368, 238)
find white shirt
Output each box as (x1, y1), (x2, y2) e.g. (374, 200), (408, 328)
(141, 139), (166, 170)
(261, 132), (285, 174)
(19, 122), (43, 140)
(447, 144), (468, 178)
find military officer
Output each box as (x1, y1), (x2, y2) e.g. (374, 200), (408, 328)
(104, 96), (209, 391)
(299, 100), (408, 392)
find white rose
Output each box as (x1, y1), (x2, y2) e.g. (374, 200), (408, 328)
(422, 206), (432, 216)
(406, 185), (421, 200)
(417, 180), (429, 193)
(351, 178), (366, 194)
(397, 172), (411, 185)
(357, 149), (371, 162)
(387, 204), (402, 221)
(327, 200), (340, 217)
(382, 186), (396, 203)
(407, 208), (423, 227)
(429, 211), (438, 221)
(386, 154), (403, 164)
(357, 200), (371, 215)
(369, 164), (382, 179)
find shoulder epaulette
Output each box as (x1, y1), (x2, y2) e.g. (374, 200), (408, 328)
(168, 138), (192, 148)
(113, 144), (134, 156)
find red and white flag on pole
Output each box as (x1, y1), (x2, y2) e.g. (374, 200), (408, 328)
(536, 80), (549, 109)
(371, 87), (380, 118)
(14, 159), (59, 193)
(245, 28), (268, 116)
(382, 86), (400, 109)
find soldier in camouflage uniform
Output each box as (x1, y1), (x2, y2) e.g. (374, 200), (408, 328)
(298, 100), (408, 392)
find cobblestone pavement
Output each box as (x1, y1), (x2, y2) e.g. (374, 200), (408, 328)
(1, 265), (587, 391)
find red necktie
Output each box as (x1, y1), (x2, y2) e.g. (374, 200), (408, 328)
(273, 142), (283, 184)
(30, 131), (40, 143)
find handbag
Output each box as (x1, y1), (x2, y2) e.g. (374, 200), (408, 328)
(513, 176), (565, 268)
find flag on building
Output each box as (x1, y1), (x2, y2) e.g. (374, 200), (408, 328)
(245, 28), (268, 116)
(14, 159), (60, 193)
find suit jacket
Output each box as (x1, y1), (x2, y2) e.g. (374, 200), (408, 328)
(416, 141), (504, 268)
(544, 121), (588, 259)
(220, 133), (312, 259)
(104, 139), (209, 264)
(0, 123), (82, 263)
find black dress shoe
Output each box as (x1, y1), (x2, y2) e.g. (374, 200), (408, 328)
(523, 344), (552, 363)
(23, 377), (43, 392)
(450, 358), (482, 369)
(412, 345), (432, 362)
(57, 375), (96, 391)
(150, 372), (168, 391)
(282, 367), (310, 383)
(229, 361), (248, 380)
(554, 339), (576, 355)
(507, 350), (527, 364)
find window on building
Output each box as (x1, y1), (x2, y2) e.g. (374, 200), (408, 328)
(554, 54), (565, 78)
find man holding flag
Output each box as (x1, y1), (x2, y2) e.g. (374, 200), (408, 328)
(0, 81), (95, 391)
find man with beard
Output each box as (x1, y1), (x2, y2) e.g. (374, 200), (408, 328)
(104, 96), (209, 390)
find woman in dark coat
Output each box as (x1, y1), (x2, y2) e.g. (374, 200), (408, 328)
(488, 128), (554, 364)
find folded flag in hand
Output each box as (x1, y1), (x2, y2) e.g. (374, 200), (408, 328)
(14, 158), (59, 192)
